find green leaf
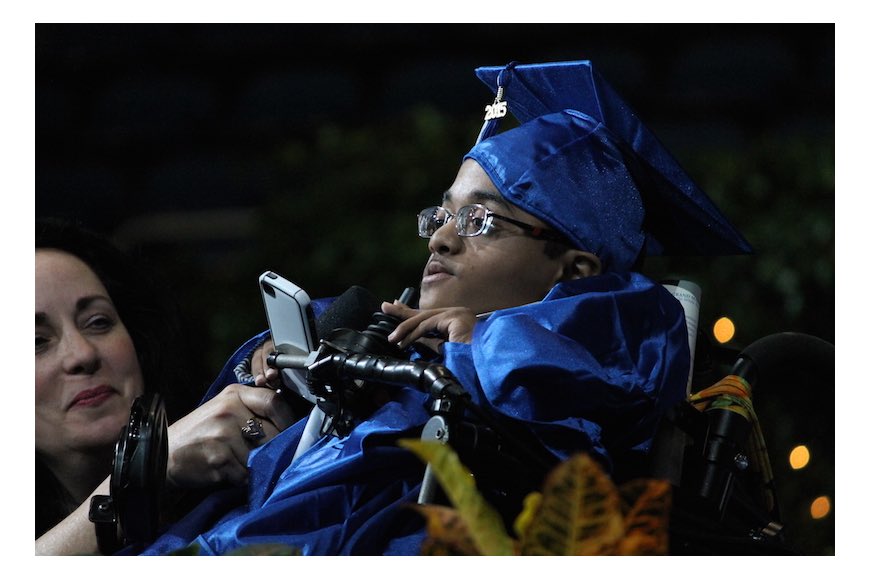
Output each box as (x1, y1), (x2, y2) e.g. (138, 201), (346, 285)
(225, 543), (302, 556)
(513, 491), (543, 540)
(399, 439), (515, 555)
(168, 544), (201, 555)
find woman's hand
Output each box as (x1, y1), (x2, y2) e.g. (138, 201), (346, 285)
(165, 383), (294, 489)
(36, 383), (294, 555)
(381, 301), (478, 350)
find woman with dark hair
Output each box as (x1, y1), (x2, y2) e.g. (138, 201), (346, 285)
(35, 219), (295, 554)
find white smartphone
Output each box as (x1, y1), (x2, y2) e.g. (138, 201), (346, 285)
(259, 271), (318, 403)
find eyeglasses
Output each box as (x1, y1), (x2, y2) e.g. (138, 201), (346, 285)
(417, 204), (569, 243)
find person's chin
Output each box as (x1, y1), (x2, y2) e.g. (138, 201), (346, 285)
(72, 412), (131, 449)
(418, 285), (450, 310)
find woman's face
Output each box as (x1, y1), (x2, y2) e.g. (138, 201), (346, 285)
(35, 249), (145, 459)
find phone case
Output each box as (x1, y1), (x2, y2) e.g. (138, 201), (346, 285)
(259, 271), (318, 402)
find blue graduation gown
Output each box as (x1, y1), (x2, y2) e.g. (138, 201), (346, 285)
(136, 272), (689, 555)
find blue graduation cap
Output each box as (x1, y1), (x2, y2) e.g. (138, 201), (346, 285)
(464, 60), (753, 273)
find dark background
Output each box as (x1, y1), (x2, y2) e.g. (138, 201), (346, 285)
(35, 23), (834, 554)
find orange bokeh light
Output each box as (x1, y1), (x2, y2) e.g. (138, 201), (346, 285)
(810, 496), (831, 519)
(789, 445), (810, 470)
(713, 317), (736, 344)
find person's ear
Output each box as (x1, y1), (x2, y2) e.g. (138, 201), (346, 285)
(560, 250), (601, 281)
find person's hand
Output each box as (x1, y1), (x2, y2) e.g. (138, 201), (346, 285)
(381, 301), (478, 351)
(165, 383), (295, 489)
(251, 338), (282, 389)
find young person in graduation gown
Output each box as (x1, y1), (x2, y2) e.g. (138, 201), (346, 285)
(134, 60), (752, 556)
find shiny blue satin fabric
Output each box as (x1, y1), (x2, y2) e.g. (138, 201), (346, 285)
(136, 272), (688, 555)
(469, 61), (754, 271)
(467, 110), (647, 273)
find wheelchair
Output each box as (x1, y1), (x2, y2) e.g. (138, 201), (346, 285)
(649, 329), (833, 555)
(279, 280), (835, 555)
(102, 281), (833, 556)
(407, 280), (835, 556)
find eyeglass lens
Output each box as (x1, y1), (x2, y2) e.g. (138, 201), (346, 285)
(418, 205), (491, 238)
(455, 205), (487, 236)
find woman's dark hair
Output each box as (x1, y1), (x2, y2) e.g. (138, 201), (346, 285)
(35, 218), (195, 536)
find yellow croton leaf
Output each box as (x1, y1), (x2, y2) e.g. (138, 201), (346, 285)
(410, 503), (482, 556)
(513, 491), (543, 539)
(616, 479), (671, 555)
(401, 440), (671, 557)
(399, 439), (515, 556)
(517, 453), (624, 556)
